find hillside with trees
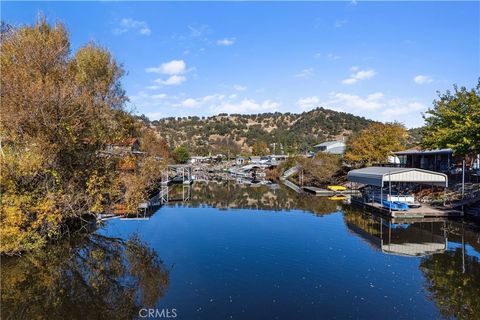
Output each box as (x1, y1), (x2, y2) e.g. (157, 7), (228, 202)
(148, 108), (375, 155)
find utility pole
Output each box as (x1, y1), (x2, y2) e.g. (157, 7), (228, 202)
(462, 159), (466, 199)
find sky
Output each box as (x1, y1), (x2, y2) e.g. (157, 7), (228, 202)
(2, 1), (479, 128)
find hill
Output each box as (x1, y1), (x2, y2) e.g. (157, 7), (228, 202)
(145, 107), (376, 155)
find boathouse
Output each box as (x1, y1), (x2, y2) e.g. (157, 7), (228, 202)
(347, 167), (461, 218)
(347, 167), (448, 188)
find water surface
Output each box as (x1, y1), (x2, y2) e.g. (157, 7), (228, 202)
(2, 182), (480, 319)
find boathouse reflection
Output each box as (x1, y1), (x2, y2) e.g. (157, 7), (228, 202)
(344, 209), (451, 257)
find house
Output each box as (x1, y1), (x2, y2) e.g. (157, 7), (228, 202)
(189, 156), (210, 164)
(270, 154), (288, 162)
(393, 148), (454, 173)
(313, 140), (346, 155)
(105, 138), (141, 155)
(250, 156), (270, 164)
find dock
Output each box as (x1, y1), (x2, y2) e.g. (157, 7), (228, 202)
(303, 186), (359, 196)
(281, 179), (302, 193)
(351, 197), (463, 218)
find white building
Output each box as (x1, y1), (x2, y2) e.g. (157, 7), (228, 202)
(313, 140), (346, 155)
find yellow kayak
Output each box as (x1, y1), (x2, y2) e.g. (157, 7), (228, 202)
(328, 195), (347, 201)
(327, 185), (347, 191)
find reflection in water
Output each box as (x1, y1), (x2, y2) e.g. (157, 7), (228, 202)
(421, 248), (480, 319)
(171, 181), (341, 216)
(1, 233), (169, 320)
(2, 182), (480, 319)
(343, 209), (448, 257)
(343, 206), (480, 319)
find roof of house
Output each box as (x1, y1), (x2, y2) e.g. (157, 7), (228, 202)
(313, 140), (345, 148)
(347, 166), (448, 187)
(393, 148), (453, 156)
(323, 146), (346, 154)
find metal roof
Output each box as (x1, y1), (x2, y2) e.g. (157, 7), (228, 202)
(382, 242), (446, 257)
(347, 167), (448, 187)
(313, 140), (345, 148)
(393, 148), (453, 156)
(323, 146), (346, 154)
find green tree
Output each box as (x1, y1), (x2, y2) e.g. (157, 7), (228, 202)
(422, 81), (480, 158)
(173, 146), (190, 163)
(344, 122), (408, 167)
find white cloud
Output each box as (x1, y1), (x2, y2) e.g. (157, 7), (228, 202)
(317, 91), (427, 126)
(315, 53), (341, 60)
(334, 19), (348, 28)
(342, 68), (376, 84)
(327, 53), (341, 60)
(413, 75), (433, 85)
(146, 60), (186, 75)
(211, 98), (280, 114)
(203, 94), (226, 102)
(233, 84), (247, 91)
(129, 92), (169, 112)
(150, 93), (167, 99)
(297, 96), (320, 110)
(147, 60), (188, 86)
(217, 38), (235, 46)
(113, 18), (151, 36)
(181, 98), (199, 108)
(145, 112), (163, 120)
(155, 75), (186, 86)
(323, 92), (384, 110)
(381, 102), (425, 118)
(295, 68), (314, 78)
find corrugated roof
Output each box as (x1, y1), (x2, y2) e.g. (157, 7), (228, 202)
(324, 146), (346, 154)
(393, 148), (453, 156)
(347, 166), (448, 187)
(314, 140), (345, 148)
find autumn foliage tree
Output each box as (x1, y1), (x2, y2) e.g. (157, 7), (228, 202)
(344, 122), (408, 168)
(297, 153), (343, 186)
(0, 18), (161, 254)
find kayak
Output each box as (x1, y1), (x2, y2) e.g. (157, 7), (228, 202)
(327, 185), (347, 191)
(328, 195), (347, 201)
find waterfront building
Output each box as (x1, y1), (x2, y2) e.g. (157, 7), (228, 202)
(313, 140), (346, 155)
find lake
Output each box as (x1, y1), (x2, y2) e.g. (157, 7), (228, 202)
(2, 182), (480, 319)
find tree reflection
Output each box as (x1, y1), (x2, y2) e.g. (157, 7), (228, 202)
(420, 248), (480, 319)
(175, 182), (341, 216)
(1, 233), (169, 319)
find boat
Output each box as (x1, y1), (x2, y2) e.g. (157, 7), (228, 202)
(327, 185), (347, 192)
(386, 193), (422, 208)
(328, 195), (347, 201)
(382, 200), (409, 211)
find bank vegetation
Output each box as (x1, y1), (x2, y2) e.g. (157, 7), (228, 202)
(0, 19), (169, 255)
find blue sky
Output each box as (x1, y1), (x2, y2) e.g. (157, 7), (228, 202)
(2, 1), (479, 128)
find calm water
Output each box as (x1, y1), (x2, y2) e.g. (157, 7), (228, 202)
(2, 182), (480, 319)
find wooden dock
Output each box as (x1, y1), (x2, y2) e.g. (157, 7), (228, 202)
(351, 197), (463, 218)
(303, 186), (359, 196)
